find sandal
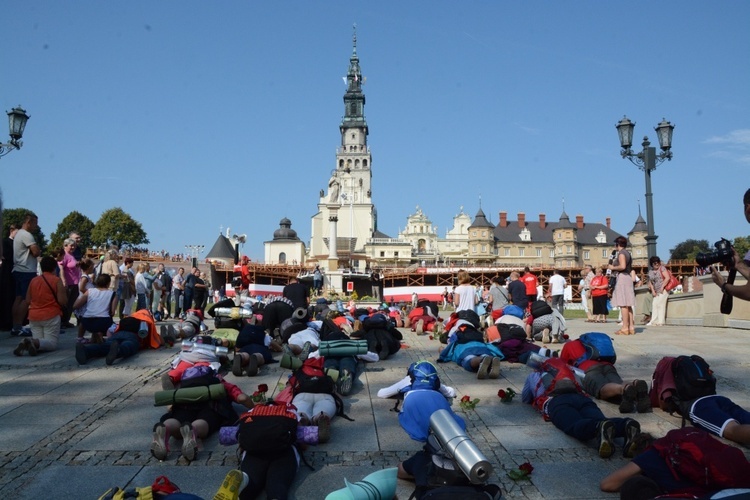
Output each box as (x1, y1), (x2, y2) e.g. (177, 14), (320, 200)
(614, 329), (630, 335)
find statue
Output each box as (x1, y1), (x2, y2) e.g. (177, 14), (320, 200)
(320, 189), (324, 198)
(328, 175), (340, 203)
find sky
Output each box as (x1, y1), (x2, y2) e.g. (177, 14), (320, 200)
(3, 1), (749, 262)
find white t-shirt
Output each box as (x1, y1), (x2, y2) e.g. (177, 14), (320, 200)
(454, 284), (477, 312)
(549, 274), (566, 296)
(13, 229), (38, 273)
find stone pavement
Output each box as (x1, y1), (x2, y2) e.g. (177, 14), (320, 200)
(1, 316), (750, 500)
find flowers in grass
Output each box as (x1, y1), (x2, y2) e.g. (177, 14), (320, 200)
(251, 384), (269, 403)
(459, 395), (480, 411)
(508, 461), (534, 481)
(497, 387), (516, 403)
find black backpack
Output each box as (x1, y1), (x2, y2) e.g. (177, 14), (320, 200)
(530, 300), (552, 318)
(673, 355), (717, 402)
(237, 403), (298, 453)
(457, 310), (480, 329)
(497, 323), (527, 342)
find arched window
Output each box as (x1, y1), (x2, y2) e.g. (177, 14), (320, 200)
(339, 159), (344, 168)
(363, 159), (368, 167)
(279, 252), (287, 264)
(355, 159), (360, 167)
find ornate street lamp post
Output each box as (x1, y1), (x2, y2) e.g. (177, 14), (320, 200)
(616, 116), (675, 260)
(0, 106), (30, 159)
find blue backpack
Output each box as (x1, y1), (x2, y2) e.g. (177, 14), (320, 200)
(576, 332), (616, 365)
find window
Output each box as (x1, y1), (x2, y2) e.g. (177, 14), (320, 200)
(519, 248), (525, 257)
(584, 250), (590, 260)
(536, 248), (542, 257)
(472, 245), (477, 253)
(567, 245), (572, 254)
(504, 248), (510, 257)
(278, 252), (286, 263)
(550, 249), (555, 258)
(602, 249), (608, 258)
(636, 249), (642, 256)
(472, 230), (477, 237)
(481, 245), (487, 253)
(363, 159), (368, 167)
(482, 230), (486, 237)
(380, 251), (385, 257)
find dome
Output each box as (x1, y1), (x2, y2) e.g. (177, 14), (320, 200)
(273, 218), (299, 241)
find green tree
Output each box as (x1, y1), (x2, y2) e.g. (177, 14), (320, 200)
(733, 236), (750, 257)
(669, 239), (710, 261)
(1, 207), (47, 250)
(91, 207), (149, 249)
(49, 211), (95, 251)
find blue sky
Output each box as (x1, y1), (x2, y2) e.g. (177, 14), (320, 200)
(3, 2), (749, 261)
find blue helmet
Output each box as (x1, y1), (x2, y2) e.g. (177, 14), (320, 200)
(402, 360), (440, 393)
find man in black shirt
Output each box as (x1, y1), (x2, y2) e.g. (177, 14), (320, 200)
(283, 277), (308, 309)
(507, 271), (529, 311)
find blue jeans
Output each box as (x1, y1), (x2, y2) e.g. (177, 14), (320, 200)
(324, 356), (358, 375)
(548, 392), (631, 441)
(173, 289), (183, 316)
(136, 293), (148, 311)
(84, 331), (139, 361)
(184, 288), (194, 312)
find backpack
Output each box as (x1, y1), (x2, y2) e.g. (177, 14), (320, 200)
(417, 299), (439, 317)
(649, 356), (678, 413)
(291, 357), (336, 396)
(456, 310), (480, 329)
(536, 358), (581, 397)
(454, 325), (484, 345)
(672, 355), (716, 403)
(530, 300), (552, 318)
(497, 323), (527, 342)
(237, 402), (298, 453)
(651, 427), (750, 490)
(575, 332), (616, 365)
(402, 361), (440, 393)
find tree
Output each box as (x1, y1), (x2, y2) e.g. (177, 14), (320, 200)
(669, 239), (710, 261)
(91, 207), (149, 249)
(49, 211), (95, 251)
(733, 236), (750, 258)
(1, 207), (47, 250)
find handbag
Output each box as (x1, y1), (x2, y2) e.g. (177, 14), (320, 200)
(664, 272), (679, 292)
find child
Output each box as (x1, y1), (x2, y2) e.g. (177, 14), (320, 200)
(73, 274), (117, 345)
(75, 258), (96, 343)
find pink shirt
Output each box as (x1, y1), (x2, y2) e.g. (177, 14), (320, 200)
(60, 252), (81, 286)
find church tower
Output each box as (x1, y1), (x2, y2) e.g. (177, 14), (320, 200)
(309, 27), (376, 267)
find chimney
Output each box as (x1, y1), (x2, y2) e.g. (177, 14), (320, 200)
(517, 212), (526, 228)
(499, 211), (507, 228)
(576, 214), (584, 229)
(606, 217), (611, 229)
(539, 213), (546, 229)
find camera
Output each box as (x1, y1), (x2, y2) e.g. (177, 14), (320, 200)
(231, 276), (243, 288)
(696, 238), (734, 268)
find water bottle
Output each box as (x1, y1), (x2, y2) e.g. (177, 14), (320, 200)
(138, 321), (149, 338)
(526, 352), (548, 370)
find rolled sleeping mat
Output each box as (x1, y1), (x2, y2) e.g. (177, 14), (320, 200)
(317, 339), (369, 357)
(212, 307), (254, 320)
(280, 353), (303, 371)
(154, 383), (227, 406)
(429, 409), (493, 484)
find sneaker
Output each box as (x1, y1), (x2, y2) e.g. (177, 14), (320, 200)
(477, 356), (492, 380)
(634, 379), (651, 413)
(213, 469), (247, 500)
(550, 335), (560, 344)
(541, 329), (551, 344)
(161, 372), (175, 390)
(105, 341), (119, 366)
(245, 353), (258, 377)
(488, 357), (502, 379)
(433, 322), (444, 336)
(75, 343), (88, 365)
(622, 419), (641, 458)
(597, 420), (615, 458)
(24, 338), (37, 356)
(19, 327), (33, 338)
(415, 319), (425, 335)
(151, 424), (168, 461)
(619, 383), (636, 413)
(316, 414), (331, 444)
(232, 354), (244, 377)
(298, 341), (312, 361)
(180, 424), (198, 461)
(338, 368), (353, 395)
(10, 329), (21, 337)
(13, 341), (26, 356)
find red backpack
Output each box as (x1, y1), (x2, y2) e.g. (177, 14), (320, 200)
(535, 358), (582, 398)
(651, 427), (750, 490)
(649, 356), (678, 413)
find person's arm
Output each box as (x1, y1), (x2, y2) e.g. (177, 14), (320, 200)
(377, 376), (411, 398)
(29, 243), (41, 258)
(609, 252), (627, 272)
(56, 280), (67, 306)
(453, 290), (460, 306)
(73, 291), (88, 309)
(712, 266), (750, 301)
(600, 461), (642, 492)
(109, 292), (117, 317)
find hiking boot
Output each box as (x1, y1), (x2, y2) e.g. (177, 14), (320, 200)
(75, 343), (88, 365)
(105, 341), (119, 366)
(13, 340), (26, 356)
(415, 319), (425, 335)
(338, 368), (353, 396)
(299, 341), (312, 361)
(632, 379), (651, 413)
(213, 469), (248, 500)
(622, 419), (641, 458)
(541, 329), (551, 344)
(619, 383), (637, 413)
(232, 354), (244, 377)
(316, 414), (331, 444)
(180, 424), (198, 461)
(161, 372), (175, 390)
(489, 357), (502, 379)
(19, 327), (32, 337)
(151, 424), (168, 461)
(597, 420), (615, 458)
(477, 356), (492, 380)
(24, 338), (37, 356)
(245, 353), (258, 377)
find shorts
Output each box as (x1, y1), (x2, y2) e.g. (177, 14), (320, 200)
(582, 363), (622, 399)
(82, 316), (114, 334)
(689, 395), (750, 438)
(161, 405), (225, 434)
(12, 271), (37, 298)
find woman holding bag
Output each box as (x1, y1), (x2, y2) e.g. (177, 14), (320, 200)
(647, 256), (671, 326)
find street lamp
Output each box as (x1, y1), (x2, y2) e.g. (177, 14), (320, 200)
(185, 244), (205, 268)
(616, 116), (675, 260)
(0, 106), (30, 159)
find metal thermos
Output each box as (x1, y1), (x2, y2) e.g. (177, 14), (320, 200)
(429, 409), (493, 484)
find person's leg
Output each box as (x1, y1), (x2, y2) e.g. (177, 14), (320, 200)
(63, 284), (78, 326)
(35, 316), (61, 352)
(292, 393), (314, 423)
(264, 447), (299, 500)
(549, 394), (603, 441)
(654, 291), (669, 325)
(173, 289), (182, 317)
(240, 453), (272, 500)
(11, 272), (35, 332)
